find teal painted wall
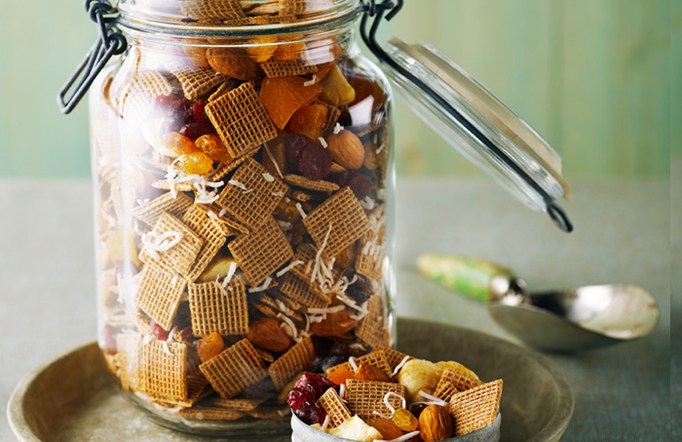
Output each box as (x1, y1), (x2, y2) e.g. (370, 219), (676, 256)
(0, 0), (676, 178)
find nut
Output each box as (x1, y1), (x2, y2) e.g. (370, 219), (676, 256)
(327, 130), (366, 170)
(310, 309), (357, 337)
(247, 318), (293, 353)
(419, 404), (454, 442)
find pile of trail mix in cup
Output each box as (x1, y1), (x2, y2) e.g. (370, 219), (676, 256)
(288, 349), (503, 441)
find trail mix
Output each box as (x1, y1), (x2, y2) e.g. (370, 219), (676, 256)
(92, 3), (392, 423)
(288, 349), (503, 441)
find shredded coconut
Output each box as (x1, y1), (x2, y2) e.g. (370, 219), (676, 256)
(263, 144), (284, 178)
(141, 231), (183, 260)
(272, 191), (285, 197)
(277, 220), (293, 231)
(224, 262), (237, 286)
(278, 314), (298, 341)
(308, 305), (345, 315)
(276, 260), (304, 278)
(303, 74), (318, 87)
(391, 355), (411, 377)
(360, 196), (376, 210)
(248, 277), (273, 293)
(295, 202), (307, 219)
(416, 390), (448, 407)
(339, 383), (346, 399)
(207, 210), (218, 220)
(321, 415), (331, 430)
(228, 179), (249, 192)
(348, 356), (358, 373)
(219, 208), (228, 217)
(376, 142), (386, 155)
(333, 122), (344, 135)
(318, 137), (328, 148)
(262, 172), (275, 182)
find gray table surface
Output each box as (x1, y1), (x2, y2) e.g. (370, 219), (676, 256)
(0, 174), (673, 441)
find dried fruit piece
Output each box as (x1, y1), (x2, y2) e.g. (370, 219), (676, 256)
(310, 309), (357, 337)
(197, 331), (225, 363)
(393, 408), (419, 432)
(247, 35), (278, 62)
(418, 405), (453, 442)
(349, 73), (387, 112)
(206, 47), (262, 81)
(327, 130), (366, 170)
(355, 364), (393, 382)
(319, 64), (356, 107)
(247, 318), (293, 353)
(161, 132), (197, 157)
(366, 417), (404, 440)
(195, 134), (232, 163)
(260, 76), (322, 129)
(397, 359), (441, 402)
(326, 364), (356, 386)
(298, 139), (332, 180)
(288, 104), (328, 140)
(176, 151), (214, 175)
(273, 36), (306, 62)
(287, 372), (338, 425)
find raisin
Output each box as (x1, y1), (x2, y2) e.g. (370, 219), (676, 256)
(176, 152), (214, 175)
(283, 133), (310, 173)
(392, 408), (419, 432)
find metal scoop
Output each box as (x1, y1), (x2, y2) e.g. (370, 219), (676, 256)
(417, 254), (659, 352)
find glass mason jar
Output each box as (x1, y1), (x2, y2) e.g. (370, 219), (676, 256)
(90, 0), (395, 436)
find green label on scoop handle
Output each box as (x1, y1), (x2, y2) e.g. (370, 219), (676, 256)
(417, 254), (514, 302)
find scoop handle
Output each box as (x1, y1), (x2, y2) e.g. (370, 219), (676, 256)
(417, 254), (516, 302)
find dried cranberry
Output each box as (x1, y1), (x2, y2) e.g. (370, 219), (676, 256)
(179, 122), (213, 140)
(177, 326), (195, 341)
(151, 320), (169, 341)
(287, 388), (327, 425)
(185, 101), (208, 125)
(283, 134), (311, 173)
(293, 372), (338, 398)
(298, 141), (332, 180)
(347, 172), (372, 199)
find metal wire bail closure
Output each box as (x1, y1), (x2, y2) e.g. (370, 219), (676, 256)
(360, 0), (573, 233)
(57, 0), (127, 114)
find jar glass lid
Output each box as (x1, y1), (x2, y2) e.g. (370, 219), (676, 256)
(382, 37), (572, 230)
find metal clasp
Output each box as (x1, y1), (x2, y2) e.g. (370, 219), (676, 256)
(57, 0), (127, 114)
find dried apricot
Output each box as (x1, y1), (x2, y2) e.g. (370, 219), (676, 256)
(326, 364), (356, 386)
(366, 417), (404, 440)
(195, 134), (232, 163)
(196, 332), (225, 362)
(273, 36), (306, 62)
(392, 408), (419, 432)
(319, 64), (355, 107)
(355, 364), (393, 382)
(260, 76), (322, 129)
(176, 151), (213, 175)
(247, 35), (278, 62)
(206, 47), (262, 81)
(289, 104), (328, 140)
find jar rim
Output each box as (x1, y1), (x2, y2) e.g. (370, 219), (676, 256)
(117, 0), (362, 38)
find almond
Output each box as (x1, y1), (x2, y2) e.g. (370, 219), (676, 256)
(310, 309), (357, 336)
(327, 130), (365, 170)
(418, 404), (453, 442)
(247, 318), (292, 353)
